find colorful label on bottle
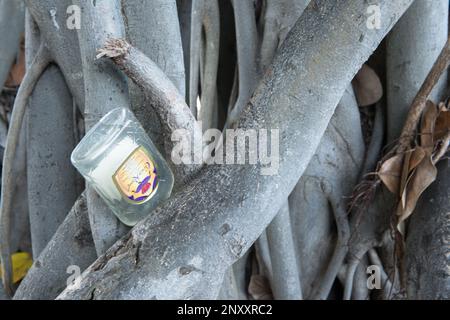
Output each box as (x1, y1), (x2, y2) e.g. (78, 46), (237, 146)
(112, 146), (158, 204)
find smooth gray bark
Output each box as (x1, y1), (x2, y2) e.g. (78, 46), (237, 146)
(386, 0), (448, 143)
(123, 0), (185, 153)
(267, 202), (302, 299)
(386, 0), (449, 299)
(0, 0), (29, 264)
(73, 0), (130, 256)
(99, 40), (201, 187)
(176, 0), (192, 104)
(27, 65), (79, 258)
(0, 0), (25, 90)
(198, 0), (220, 131)
(57, 0), (413, 299)
(14, 193), (97, 300)
(290, 87), (364, 299)
(405, 160), (450, 299)
(0, 42), (51, 296)
(259, 0), (310, 72)
(227, 0), (258, 127)
(25, 0), (85, 111)
(259, 0), (310, 300)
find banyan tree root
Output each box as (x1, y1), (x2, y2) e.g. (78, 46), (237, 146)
(97, 38), (203, 185)
(56, 0), (414, 300)
(0, 0), (25, 90)
(14, 193), (97, 300)
(0, 42), (51, 296)
(378, 37), (450, 230)
(347, 36), (450, 299)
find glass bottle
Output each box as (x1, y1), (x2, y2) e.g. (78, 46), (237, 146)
(71, 108), (174, 226)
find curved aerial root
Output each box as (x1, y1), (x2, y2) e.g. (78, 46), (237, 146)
(0, 42), (51, 297)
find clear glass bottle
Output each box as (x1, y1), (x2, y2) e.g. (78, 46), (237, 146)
(71, 108), (174, 226)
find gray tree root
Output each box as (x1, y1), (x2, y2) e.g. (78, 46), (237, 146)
(386, 0), (448, 143)
(360, 102), (385, 176)
(25, 9), (75, 258)
(27, 65), (79, 258)
(0, 0), (25, 91)
(25, 0), (85, 110)
(368, 248), (394, 299)
(259, 0), (310, 301)
(344, 190), (395, 300)
(8, 126), (31, 255)
(0, 43), (51, 296)
(237, 1), (310, 299)
(98, 39), (202, 186)
(188, 0), (220, 130)
(352, 256), (369, 300)
(122, 0), (185, 153)
(289, 87), (364, 300)
(226, 0), (258, 128)
(176, 0), (192, 103)
(218, 250), (250, 300)
(56, 0), (413, 299)
(189, 0), (203, 116)
(386, 0), (449, 299)
(73, 0), (130, 256)
(259, 0), (310, 72)
(266, 202), (303, 299)
(405, 160), (450, 299)
(14, 193), (97, 300)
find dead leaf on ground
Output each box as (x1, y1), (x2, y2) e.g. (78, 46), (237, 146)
(408, 147), (426, 172)
(352, 64), (383, 107)
(397, 155), (437, 227)
(434, 102), (450, 142)
(378, 154), (404, 194)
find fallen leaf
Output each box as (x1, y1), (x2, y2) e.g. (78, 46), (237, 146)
(397, 156), (437, 226)
(352, 64), (383, 107)
(399, 150), (413, 201)
(378, 154), (404, 194)
(408, 147), (426, 171)
(420, 100), (438, 151)
(0, 252), (33, 284)
(433, 102), (450, 142)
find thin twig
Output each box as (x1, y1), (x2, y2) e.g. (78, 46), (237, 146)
(397, 37), (450, 153)
(98, 38), (203, 184)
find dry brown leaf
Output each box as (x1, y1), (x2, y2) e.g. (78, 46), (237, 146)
(397, 155), (437, 226)
(420, 100), (438, 150)
(433, 103), (450, 142)
(408, 147), (426, 171)
(248, 275), (273, 300)
(399, 150), (413, 201)
(378, 154), (404, 194)
(352, 64), (383, 107)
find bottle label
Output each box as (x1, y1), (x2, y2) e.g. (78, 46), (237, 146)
(112, 146), (158, 204)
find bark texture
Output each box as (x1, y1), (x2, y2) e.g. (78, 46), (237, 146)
(56, 0), (413, 299)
